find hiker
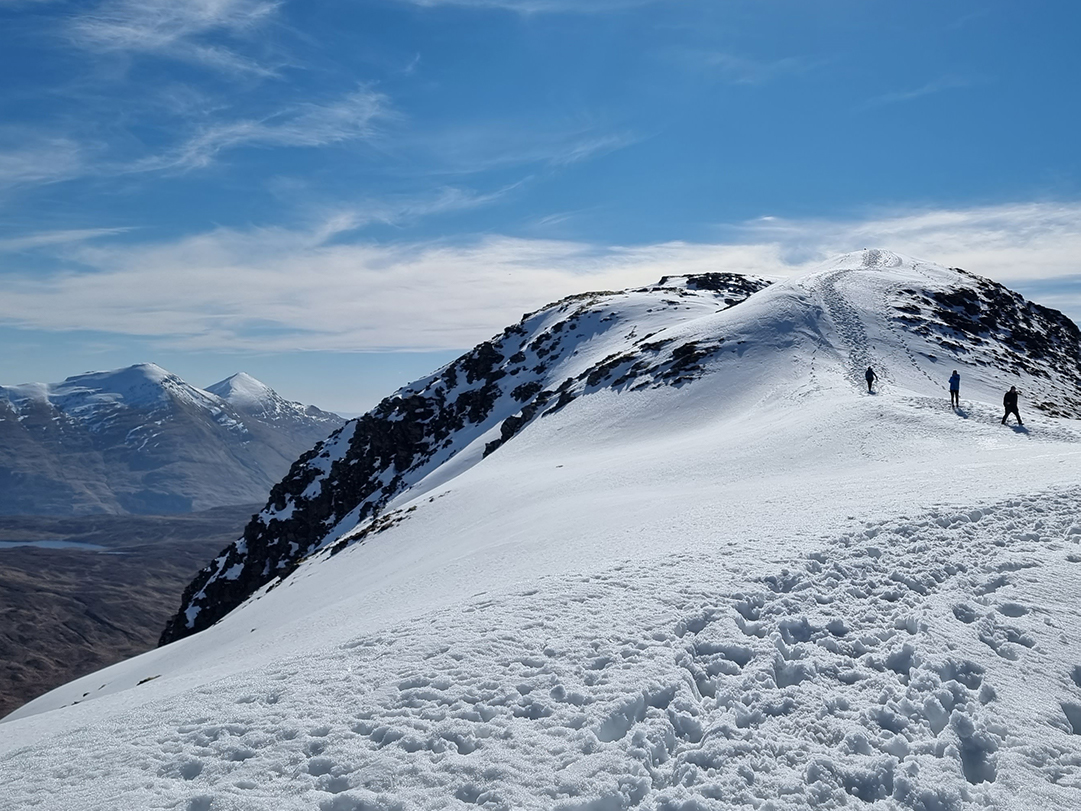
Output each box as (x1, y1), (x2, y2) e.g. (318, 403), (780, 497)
(865, 367), (877, 393)
(1001, 386), (1023, 426)
(949, 370), (960, 408)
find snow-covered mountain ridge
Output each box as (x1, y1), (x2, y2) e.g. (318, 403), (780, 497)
(0, 364), (343, 514)
(160, 272), (772, 643)
(162, 252), (1081, 645)
(6, 251), (1081, 811)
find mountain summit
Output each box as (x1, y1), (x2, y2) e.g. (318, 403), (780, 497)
(7, 251), (1081, 810)
(0, 365), (343, 515)
(205, 372), (277, 409)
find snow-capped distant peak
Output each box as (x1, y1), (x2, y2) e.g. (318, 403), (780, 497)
(0, 363), (345, 515)
(205, 372), (341, 424)
(206, 372), (276, 410)
(2, 362), (206, 412)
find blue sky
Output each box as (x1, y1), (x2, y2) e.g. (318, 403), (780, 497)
(0, 0), (1079, 412)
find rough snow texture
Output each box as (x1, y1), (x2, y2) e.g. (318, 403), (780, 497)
(6, 251), (1081, 811)
(5, 491), (1081, 810)
(0, 364), (343, 515)
(160, 273), (771, 643)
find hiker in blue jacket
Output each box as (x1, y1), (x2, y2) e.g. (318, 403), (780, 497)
(949, 370), (960, 408)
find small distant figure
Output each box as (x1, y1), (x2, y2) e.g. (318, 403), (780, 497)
(1001, 386), (1023, 426)
(865, 366), (877, 393)
(949, 370), (960, 408)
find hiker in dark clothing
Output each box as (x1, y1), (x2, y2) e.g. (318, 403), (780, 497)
(865, 367), (877, 393)
(949, 370), (960, 408)
(1001, 386), (1023, 426)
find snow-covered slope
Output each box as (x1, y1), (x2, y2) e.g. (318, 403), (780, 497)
(5, 251), (1081, 811)
(161, 271), (772, 643)
(0, 364), (343, 514)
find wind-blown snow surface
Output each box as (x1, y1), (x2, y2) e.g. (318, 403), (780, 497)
(5, 251), (1081, 810)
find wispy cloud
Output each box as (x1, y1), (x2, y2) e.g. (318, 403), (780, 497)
(0, 227), (133, 252)
(398, 0), (655, 13)
(68, 0), (281, 76)
(2, 201), (1080, 352)
(701, 52), (817, 85)
(863, 75), (971, 108)
(547, 132), (639, 166)
(406, 122), (640, 175)
(0, 88), (391, 192)
(0, 137), (85, 188)
(127, 88), (391, 172)
(312, 183), (524, 237)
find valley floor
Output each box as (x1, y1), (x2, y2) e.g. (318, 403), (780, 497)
(0, 506), (255, 719)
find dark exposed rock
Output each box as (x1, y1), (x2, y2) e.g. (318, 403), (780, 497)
(891, 272), (1081, 417)
(657, 272), (766, 298)
(511, 381), (544, 402)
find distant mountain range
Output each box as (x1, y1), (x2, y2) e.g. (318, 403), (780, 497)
(0, 364), (343, 515)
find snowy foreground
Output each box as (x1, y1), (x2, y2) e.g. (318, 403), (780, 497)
(4, 251), (1081, 810)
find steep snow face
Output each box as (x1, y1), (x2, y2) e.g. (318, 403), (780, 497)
(7, 252), (1081, 810)
(160, 272), (773, 643)
(0, 365), (343, 515)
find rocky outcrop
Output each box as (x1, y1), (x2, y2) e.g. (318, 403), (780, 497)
(891, 269), (1081, 417)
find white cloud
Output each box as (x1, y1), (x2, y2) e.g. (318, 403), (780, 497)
(69, 0), (280, 76)
(863, 75), (971, 108)
(736, 202), (1081, 284)
(0, 227), (781, 352)
(1, 201), (1080, 352)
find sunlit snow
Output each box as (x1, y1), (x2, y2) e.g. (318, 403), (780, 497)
(3, 251), (1081, 810)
